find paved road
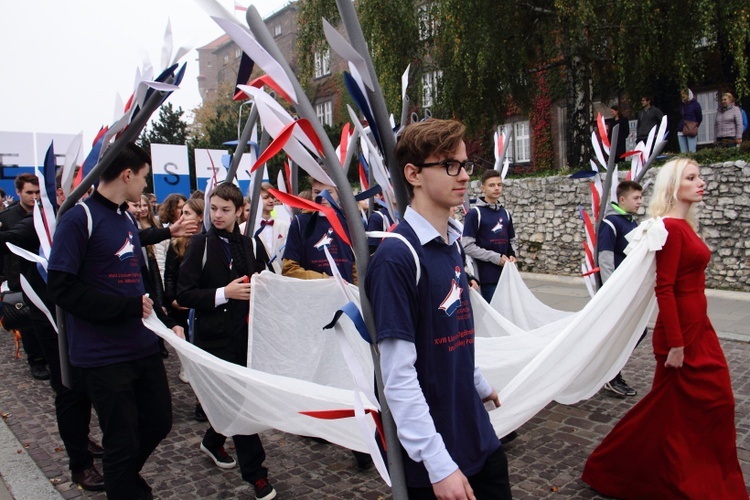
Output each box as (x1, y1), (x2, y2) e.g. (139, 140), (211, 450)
(0, 274), (748, 498)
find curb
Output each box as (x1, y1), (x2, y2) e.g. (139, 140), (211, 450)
(0, 416), (62, 499)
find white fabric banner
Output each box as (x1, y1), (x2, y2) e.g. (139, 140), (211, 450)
(147, 217), (669, 485)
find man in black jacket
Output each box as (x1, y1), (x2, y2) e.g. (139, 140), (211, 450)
(0, 172), (48, 380)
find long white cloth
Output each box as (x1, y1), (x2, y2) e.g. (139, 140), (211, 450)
(147, 218), (668, 480)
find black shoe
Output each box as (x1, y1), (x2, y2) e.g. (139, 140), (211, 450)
(353, 450), (373, 470)
(199, 442), (236, 469)
(194, 403), (208, 423)
(500, 431), (518, 444)
(71, 465), (105, 491)
(253, 477), (277, 500)
(30, 364), (50, 381)
(604, 376), (636, 397)
(615, 376), (637, 396)
(87, 438), (104, 459)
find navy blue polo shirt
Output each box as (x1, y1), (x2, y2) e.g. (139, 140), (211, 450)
(48, 194), (158, 367)
(283, 212), (355, 282)
(463, 204), (515, 285)
(366, 210), (500, 487)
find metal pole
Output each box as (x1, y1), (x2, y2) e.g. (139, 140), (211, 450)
(56, 87), (172, 387)
(245, 7), (407, 496)
(227, 103), (259, 183)
(244, 128), (270, 237)
(334, 0), (409, 219)
(634, 141), (667, 184)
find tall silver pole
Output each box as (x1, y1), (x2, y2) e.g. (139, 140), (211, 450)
(245, 8), (407, 497)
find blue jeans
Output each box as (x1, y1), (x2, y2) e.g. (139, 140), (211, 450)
(678, 133), (697, 153)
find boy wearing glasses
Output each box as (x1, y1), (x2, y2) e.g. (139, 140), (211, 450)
(462, 169), (517, 303)
(365, 119), (511, 499)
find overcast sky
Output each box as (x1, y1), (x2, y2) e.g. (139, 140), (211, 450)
(0, 0), (290, 145)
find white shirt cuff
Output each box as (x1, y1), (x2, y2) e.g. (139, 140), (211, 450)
(214, 287), (228, 307)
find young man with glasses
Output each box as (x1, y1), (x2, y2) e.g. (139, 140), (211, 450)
(366, 119), (511, 499)
(462, 169), (517, 303)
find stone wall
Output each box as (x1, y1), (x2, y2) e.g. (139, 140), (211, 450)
(469, 160), (750, 291)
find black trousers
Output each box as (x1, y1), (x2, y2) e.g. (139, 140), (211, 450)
(201, 334), (268, 484)
(83, 352), (172, 500)
(32, 316), (93, 472)
(19, 325), (46, 366)
(407, 446), (512, 499)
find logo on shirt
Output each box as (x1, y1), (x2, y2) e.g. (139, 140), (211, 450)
(115, 232), (135, 260)
(314, 228), (334, 250)
(438, 266), (463, 316)
(492, 221), (504, 233)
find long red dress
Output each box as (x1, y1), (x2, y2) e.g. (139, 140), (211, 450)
(582, 218), (748, 499)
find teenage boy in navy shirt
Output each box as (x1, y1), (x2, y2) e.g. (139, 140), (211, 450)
(598, 180), (643, 398)
(365, 119), (511, 499)
(48, 143), (175, 500)
(177, 182), (276, 500)
(282, 177), (357, 284)
(462, 169), (517, 303)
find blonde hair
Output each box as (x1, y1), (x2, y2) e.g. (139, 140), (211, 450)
(647, 157), (700, 230)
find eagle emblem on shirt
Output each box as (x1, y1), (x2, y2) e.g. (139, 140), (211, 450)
(492, 221), (504, 232)
(314, 228), (334, 250)
(439, 266), (463, 316)
(115, 232), (135, 260)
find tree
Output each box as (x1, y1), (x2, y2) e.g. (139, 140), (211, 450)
(190, 81), (244, 150)
(138, 102), (189, 150)
(296, 0), (750, 170)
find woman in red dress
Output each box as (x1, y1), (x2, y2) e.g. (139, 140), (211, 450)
(582, 158), (748, 498)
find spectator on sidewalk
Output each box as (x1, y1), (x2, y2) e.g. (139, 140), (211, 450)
(714, 92), (743, 148)
(636, 95), (664, 144)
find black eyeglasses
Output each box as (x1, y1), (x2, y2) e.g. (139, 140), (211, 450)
(416, 159), (475, 176)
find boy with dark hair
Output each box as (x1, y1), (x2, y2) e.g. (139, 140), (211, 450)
(598, 179), (643, 397)
(462, 169), (517, 303)
(282, 177), (356, 284)
(48, 142), (173, 499)
(177, 181), (277, 500)
(366, 119), (511, 499)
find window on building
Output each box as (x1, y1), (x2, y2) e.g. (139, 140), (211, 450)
(513, 121), (531, 163)
(418, 3), (438, 41)
(421, 70), (442, 108)
(314, 48), (331, 78)
(235, 48), (242, 59)
(696, 91), (718, 144)
(500, 120), (531, 164)
(274, 24), (282, 37)
(223, 54), (229, 64)
(316, 101), (333, 127)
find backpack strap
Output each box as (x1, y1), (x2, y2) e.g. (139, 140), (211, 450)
(80, 203), (93, 238)
(366, 231), (421, 285)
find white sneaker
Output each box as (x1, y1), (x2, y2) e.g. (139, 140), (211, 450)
(178, 367), (189, 384)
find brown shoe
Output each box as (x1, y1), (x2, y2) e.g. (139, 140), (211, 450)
(87, 438), (104, 459)
(71, 465), (105, 491)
